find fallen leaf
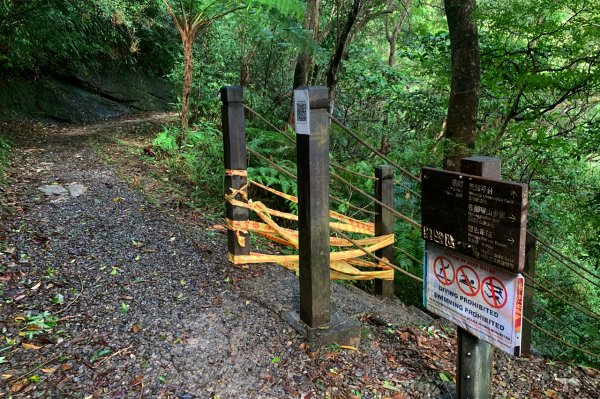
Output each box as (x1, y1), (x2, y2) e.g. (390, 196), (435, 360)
(339, 345), (357, 351)
(61, 364), (72, 371)
(544, 389), (559, 398)
(2, 373), (13, 379)
(132, 323), (140, 333)
(41, 367), (57, 374)
(10, 378), (29, 393)
(439, 371), (455, 382)
(131, 375), (144, 386)
(580, 366), (599, 377)
(57, 375), (71, 389)
(22, 343), (42, 350)
(382, 381), (402, 392)
(30, 282), (41, 291)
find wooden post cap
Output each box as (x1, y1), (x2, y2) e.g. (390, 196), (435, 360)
(220, 86), (243, 104)
(297, 86), (329, 109)
(375, 165), (393, 180)
(461, 157), (501, 180)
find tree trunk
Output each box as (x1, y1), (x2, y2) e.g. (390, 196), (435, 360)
(385, 0), (412, 67)
(240, 50), (254, 87)
(180, 28), (194, 133)
(293, 0), (320, 89)
(442, 0), (480, 171)
(326, 0), (363, 99)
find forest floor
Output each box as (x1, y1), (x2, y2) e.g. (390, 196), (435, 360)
(0, 115), (598, 399)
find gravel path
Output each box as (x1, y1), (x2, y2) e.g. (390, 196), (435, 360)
(0, 118), (598, 399)
(1, 119), (305, 397)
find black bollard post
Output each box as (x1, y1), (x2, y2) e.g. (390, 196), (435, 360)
(296, 86), (331, 328)
(221, 86), (249, 262)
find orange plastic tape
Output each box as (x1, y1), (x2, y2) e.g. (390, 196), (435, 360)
(228, 234), (393, 265)
(225, 169), (248, 177)
(224, 173), (394, 281)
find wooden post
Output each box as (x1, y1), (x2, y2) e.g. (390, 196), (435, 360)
(375, 165), (394, 298)
(221, 86), (249, 260)
(455, 156), (498, 399)
(521, 233), (536, 354)
(297, 86), (331, 328)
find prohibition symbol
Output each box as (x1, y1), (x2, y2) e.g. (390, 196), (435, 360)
(434, 256), (455, 286)
(481, 276), (507, 308)
(456, 265), (480, 296)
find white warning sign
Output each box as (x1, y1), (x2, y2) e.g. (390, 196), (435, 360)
(424, 243), (525, 356)
(294, 89), (310, 135)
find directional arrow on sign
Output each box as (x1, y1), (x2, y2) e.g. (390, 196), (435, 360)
(510, 190), (518, 198)
(509, 214), (516, 222)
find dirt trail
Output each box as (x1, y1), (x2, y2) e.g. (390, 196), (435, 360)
(0, 117), (598, 398)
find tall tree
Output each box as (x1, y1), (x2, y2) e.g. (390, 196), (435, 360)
(163, 0), (303, 134)
(325, 0), (390, 99)
(293, 0), (320, 89)
(442, 0), (480, 171)
(162, 1), (244, 132)
(384, 0), (412, 67)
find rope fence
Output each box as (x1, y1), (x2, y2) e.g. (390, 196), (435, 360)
(328, 113), (421, 183)
(236, 100), (599, 363)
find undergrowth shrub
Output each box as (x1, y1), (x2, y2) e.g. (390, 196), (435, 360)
(152, 126), (179, 154)
(0, 135), (13, 186)
(151, 122), (223, 207)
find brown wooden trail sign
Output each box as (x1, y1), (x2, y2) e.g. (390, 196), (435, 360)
(421, 167), (528, 273)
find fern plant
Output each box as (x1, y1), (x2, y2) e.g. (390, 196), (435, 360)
(152, 126), (179, 154)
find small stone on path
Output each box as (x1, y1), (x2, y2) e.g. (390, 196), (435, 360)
(66, 183), (87, 197)
(38, 184), (68, 196)
(38, 183), (87, 198)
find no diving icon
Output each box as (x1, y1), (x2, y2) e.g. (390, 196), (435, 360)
(482, 277), (508, 308)
(456, 265), (480, 296)
(434, 256), (455, 286)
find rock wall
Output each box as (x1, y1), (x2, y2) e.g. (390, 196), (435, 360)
(0, 71), (173, 123)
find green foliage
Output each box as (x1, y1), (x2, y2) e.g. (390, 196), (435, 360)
(0, 134), (12, 187)
(152, 127), (179, 154)
(0, 0), (176, 75)
(19, 311), (58, 340)
(150, 121), (224, 205)
(246, 126), (297, 211)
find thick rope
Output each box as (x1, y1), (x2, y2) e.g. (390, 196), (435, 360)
(330, 170), (421, 229)
(533, 302), (600, 353)
(328, 113), (421, 183)
(523, 271), (600, 321)
(524, 316), (600, 358)
(331, 226), (423, 283)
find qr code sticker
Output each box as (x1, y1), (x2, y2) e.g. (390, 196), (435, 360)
(296, 101), (308, 122)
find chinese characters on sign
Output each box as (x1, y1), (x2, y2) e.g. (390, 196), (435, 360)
(421, 167), (528, 273)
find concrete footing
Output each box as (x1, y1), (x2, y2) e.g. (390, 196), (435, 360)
(281, 307), (361, 350)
